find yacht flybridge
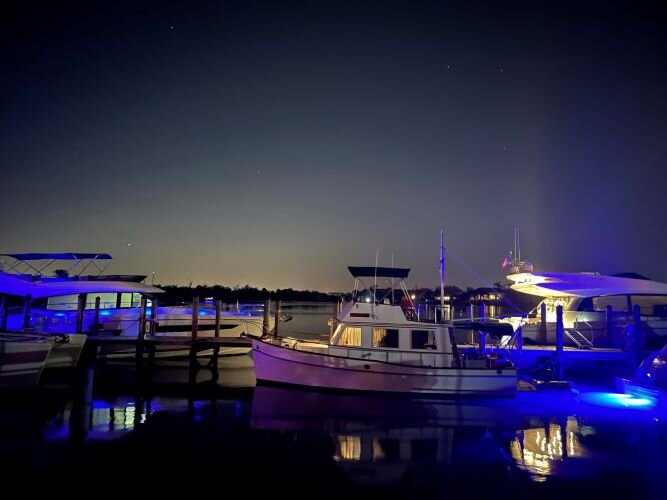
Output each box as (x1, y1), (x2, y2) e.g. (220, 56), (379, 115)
(252, 266), (517, 397)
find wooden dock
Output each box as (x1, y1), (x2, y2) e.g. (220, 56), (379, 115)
(458, 343), (630, 377)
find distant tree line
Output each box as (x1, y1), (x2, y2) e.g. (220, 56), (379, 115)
(156, 284), (343, 305)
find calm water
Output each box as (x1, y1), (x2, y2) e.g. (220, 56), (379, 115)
(2, 303), (667, 498)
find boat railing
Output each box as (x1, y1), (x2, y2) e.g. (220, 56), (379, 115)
(327, 346), (460, 367)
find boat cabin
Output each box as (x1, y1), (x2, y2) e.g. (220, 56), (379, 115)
(327, 300), (458, 368)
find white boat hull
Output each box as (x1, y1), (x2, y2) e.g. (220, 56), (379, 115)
(252, 339), (516, 397)
(0, 334), (51, 387)
(44, 333), (87, 369)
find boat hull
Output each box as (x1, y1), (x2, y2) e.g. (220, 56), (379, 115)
(0, 335), (51, 387)
(44, 333), (87, 369)
(252, 339), (517, 397)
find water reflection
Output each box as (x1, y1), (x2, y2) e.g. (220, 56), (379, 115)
(510, 418), (585, 481)
(249, 384), (667, 497)
(250, 385), (526, 493)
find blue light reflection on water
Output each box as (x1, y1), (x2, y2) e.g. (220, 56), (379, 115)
(579, 392), (656, 409)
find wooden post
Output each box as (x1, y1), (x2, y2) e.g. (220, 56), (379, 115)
(262, 298), (271, 336)
(0, 296), (6, 331)
(151, 297), (158, 335)
(539, 302), (547, 344)
(215, 299), (221, 338)
(76, 293), (86, 334)
(136, 296), (147, 372)
(556, 305), (564, 380)
(23, 294), (32, 331)
(516, 325), (523, 352)
(479, 302), (486, 356)
(633, 304), (643, 365)
(138, 296), (147, 340)
(273, 299), (281, 338)
(330, 301), (338, 340)
(606, 305), (613, 347)
(191, 296), (199, 343)
(91, 296), (100, 335)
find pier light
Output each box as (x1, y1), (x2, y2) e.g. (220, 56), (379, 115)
(365, 297), (371, 303)
(411, 294), (416, 300)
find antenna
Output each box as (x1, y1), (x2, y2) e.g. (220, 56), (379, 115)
(373, 249), (379, 305)
(391, 252), (395, 304)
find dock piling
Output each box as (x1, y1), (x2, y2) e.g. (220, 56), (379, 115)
(23, 294), (32, 331)
(0, 296), (6, 331)
(215, 299), (221, 338)
(330, 302), (338, 339)
(273, 300), (281, 338)
(191, 296), (199, 342)
(136, 296), (147, 379)
(539, 302), (547, 344)
(92, 296), (100, 335)
(606, 305), (613, 347)
(151, 297), (158, 334)
(479, 303), (486, 356)
(76, 293), (85, 334)
(633, 304), (643, 366)
(262, 298), (271, 336)
(556, 305), (564, 379)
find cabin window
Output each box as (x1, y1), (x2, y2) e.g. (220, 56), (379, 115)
(47, 295), (79, 311)
(85, 293), (118, 310)
(119, 293), (133, 308)
(336, 436), (361, 461)
(592, 295), (629, 313)
(373, 328), (399, 348)
(132, 293), (144, 307)
(338, 327), (362, 347)
(630, 295), (667, 317)
(411, 330), (436, 349)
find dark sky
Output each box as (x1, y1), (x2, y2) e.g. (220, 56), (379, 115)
(2, 0), (666, 291)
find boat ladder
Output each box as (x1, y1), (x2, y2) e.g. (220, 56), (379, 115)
(565, 329), (594, 349)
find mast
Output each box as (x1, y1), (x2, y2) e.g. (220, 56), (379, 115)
(440, 230), (445, 314)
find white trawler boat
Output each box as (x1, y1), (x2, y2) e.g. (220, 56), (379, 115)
(252, 266), (517, 397)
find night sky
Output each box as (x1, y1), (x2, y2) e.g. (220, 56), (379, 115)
(2, 1), (666, 291)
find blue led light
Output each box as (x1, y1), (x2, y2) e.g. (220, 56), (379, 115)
(579, 391), (657, 409)
(99, 310), (112, 316)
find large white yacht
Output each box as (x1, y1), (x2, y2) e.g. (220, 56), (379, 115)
(500, 260), (667, 348)
(252, 266), (517, 397)
(0, 253), (275, 362)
